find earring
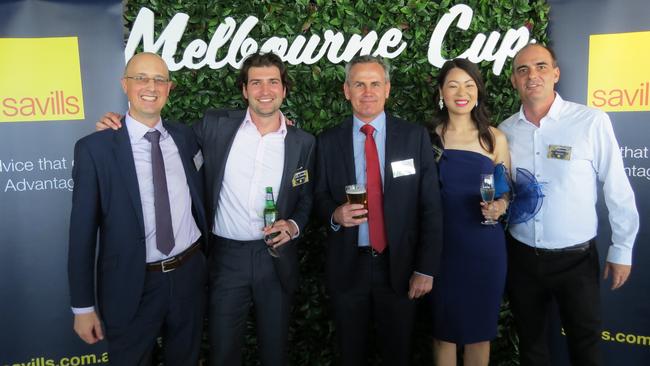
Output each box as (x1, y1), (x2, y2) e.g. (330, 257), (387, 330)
(438, 98), (444, 110)
(475, 100), (479, 108)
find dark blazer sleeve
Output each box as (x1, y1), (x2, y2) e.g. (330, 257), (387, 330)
(314, 131), (340, 225)
(415, 128), (443, 276)
(289, 131), (316, 234)
(192, 117), (206, 148)
(68, 139), (101, 308)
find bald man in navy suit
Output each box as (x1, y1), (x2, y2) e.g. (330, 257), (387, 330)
(69, 52), (208, 365)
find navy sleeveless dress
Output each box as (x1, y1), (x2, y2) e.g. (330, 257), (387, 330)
(431, 149), (507, 344)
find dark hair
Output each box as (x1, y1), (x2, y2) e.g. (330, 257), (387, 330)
(512, 43), (558, 69)
(434, 58), (495, 153)
(236, 51), (292, 94)
(345, 55), (391, 82)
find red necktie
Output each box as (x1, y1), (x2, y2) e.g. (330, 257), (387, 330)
(360, 124), (387, 253)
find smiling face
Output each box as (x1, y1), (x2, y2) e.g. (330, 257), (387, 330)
(344, 62), (391, 123)
(439, 67), (478, 117)
(121, 53), (171, 126)
(511, 44), (560, 108)
(242, 65), (286, 119)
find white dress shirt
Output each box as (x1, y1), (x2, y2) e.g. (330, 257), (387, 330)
(499, 94), (639, 265)
(73, 113), (201, 314)
(213, 109), (288, 240)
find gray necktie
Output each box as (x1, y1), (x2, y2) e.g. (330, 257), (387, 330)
(144, 130), (175, 255)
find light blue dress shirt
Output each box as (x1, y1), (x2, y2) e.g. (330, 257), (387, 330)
(352, 113), (386, 246)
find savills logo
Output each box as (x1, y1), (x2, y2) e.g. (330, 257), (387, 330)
(0, 37), (85, 122)
(588, 31), (650, 112)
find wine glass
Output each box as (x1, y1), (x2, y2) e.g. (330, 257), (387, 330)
(480, 173), (498, 225)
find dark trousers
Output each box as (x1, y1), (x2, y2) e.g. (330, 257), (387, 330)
(330, 251), (416, 366)
(506, 236), (602, 366)
(104, 252), (206, 366)
(208, 236), (291, 366)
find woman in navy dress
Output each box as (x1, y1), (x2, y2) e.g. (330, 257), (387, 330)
(430, 59), (511, 366)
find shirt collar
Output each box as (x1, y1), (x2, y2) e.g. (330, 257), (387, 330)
(125, 112), (166, 144)
(241, 108), (288, 135)
(353, 111), (386, 135)
(517, 93), (565, 126)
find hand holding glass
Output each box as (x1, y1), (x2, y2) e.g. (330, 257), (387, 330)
(345, 184), (367, 219)
(480, 173), (498, 225)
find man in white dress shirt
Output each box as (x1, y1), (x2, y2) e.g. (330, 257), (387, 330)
(499, 43), (639, 366)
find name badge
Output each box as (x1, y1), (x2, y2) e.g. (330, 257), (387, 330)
(547, 145), (572, 160)
(391, 158), (416, 178)
(292, 169), (309, 187)
(193, 150), (204, 171)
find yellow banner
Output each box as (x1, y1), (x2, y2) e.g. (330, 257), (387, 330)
(0, 37), (85, 122)
(588, 31), (650, 112)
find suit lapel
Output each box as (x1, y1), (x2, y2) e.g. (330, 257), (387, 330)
(383, 115), (398, 195)
(337, 118), (356, 184)
(112, 120), (145, 235)
(277, 127), (300, 216)
(164, 121), (197, 204)
(212, 117), (240, 213)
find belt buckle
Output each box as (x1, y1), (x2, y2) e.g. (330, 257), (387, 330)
(160, 257), (177, 273)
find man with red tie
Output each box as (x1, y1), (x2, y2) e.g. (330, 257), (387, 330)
(314, 55), (444, 365)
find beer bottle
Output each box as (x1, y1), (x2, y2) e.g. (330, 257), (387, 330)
(263, 186), (280, 242)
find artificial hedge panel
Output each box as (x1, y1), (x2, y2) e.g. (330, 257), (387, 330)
(123, 1), (549, 364)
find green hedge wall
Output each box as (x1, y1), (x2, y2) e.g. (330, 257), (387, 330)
(123, 1), (549, 364)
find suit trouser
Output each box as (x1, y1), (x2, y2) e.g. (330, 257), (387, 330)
(330, 250), (416, 366)
(506, 235), (602, 366)
(104, 252), (207, 366)
(208, 236), (291, 366)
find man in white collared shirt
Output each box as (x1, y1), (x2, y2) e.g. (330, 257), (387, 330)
(192, 53), (315, 366)
(499, 44), (639, 366)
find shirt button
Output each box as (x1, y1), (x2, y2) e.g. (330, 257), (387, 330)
(536, 152), (540, 155)
(536, 174), (540, 178)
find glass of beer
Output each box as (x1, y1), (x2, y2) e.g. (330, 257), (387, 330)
(345, 184), (367, 219)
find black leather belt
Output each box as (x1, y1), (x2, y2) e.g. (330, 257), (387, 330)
(533, 241), (592, 255)
(358, 246), (385, 257)
(146, 240), (202, 272)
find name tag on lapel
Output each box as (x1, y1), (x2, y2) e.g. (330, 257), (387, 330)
(292, 169), (309, 187)
(193, 150), (204, 171)
(547, 145), (572, 160)
(391, 158), (416, 178)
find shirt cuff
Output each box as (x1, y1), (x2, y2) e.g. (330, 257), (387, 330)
(330, 215), (341, 232)
(606, 244), (633, 265)
(72, 306), (95, 315)
(287, 219), (300, 239)
(414, 271), (433, 278)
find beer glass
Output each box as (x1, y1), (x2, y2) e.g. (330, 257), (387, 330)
(345, 184), (367, 219)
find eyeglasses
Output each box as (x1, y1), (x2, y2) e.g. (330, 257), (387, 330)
(124, 75), (171, 85)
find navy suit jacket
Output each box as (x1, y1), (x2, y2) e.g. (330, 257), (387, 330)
(68, 120), (207, 328)
(192, 109), (315, 293)
(315, 115), (443, 295)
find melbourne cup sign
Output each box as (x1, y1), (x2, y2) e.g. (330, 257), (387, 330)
(126, 4), (531, 76)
